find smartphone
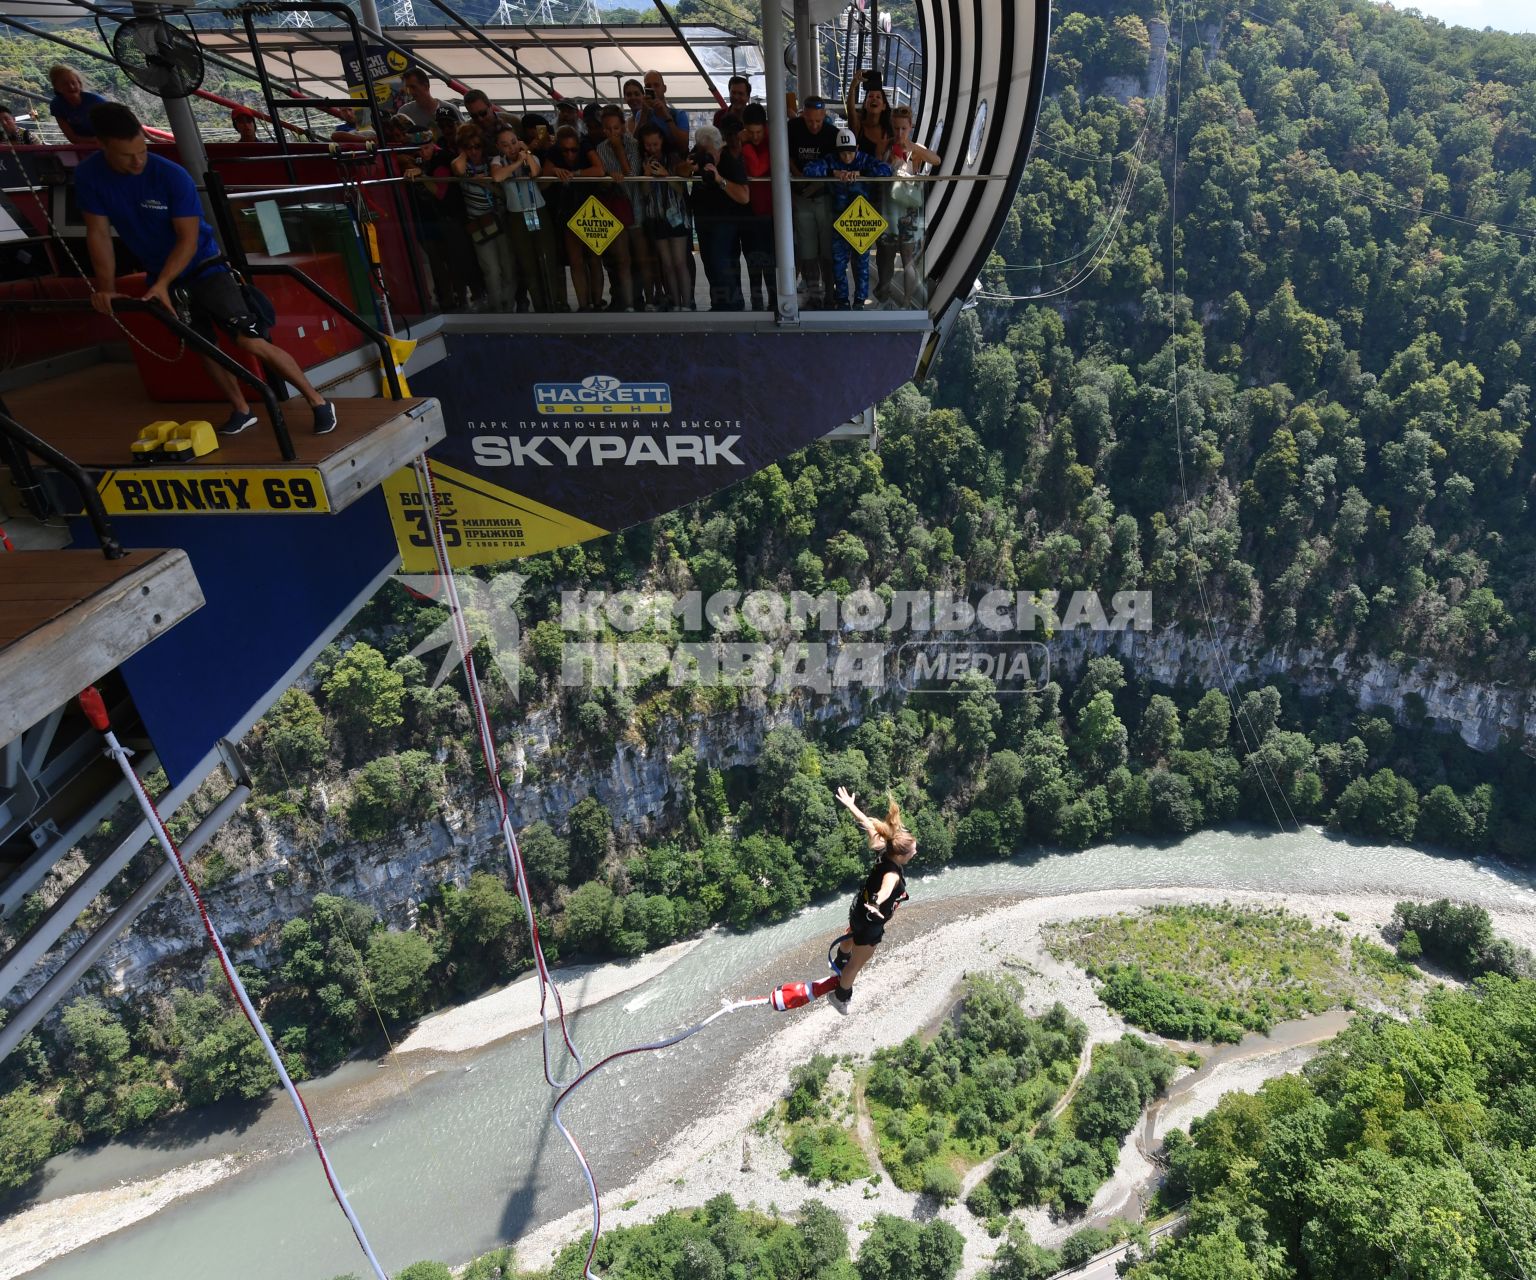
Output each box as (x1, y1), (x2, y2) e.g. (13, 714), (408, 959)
(644, 86), (656, 100)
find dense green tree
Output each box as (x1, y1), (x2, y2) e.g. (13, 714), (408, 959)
(322, 644), (405, 757)
(257, 689), (330, 776)
(347, 751), (440, 840)
(0, 1086), (61, 1193)
(1137, 695), (1184, 760)
(857, 1216), (964, 1280)
(986, 1224), (1060, 1280)
(567, 796), (614, 880)
(363, 930), (434, 1022)
(1332, 769), (1419, 842)
(797, 1200), (850, 1271)
(442, 872), (518, 951)
(519, 821), (571, 898)
(171, 991), (279, 1106)
(561, 881), (623, 953)
(1185, 692), (1232, 751)
(1073, 692), (1129, 779)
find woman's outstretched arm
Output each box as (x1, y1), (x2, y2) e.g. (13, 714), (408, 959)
(835, 786), (878, 838)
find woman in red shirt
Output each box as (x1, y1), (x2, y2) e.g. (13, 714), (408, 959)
(740, 104), (775, 311)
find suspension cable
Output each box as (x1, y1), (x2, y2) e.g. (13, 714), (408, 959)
(76, 687), (390, 1280)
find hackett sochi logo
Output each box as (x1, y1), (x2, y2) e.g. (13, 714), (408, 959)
(534, 373), (672, 415)
(467, 373), (743, 468)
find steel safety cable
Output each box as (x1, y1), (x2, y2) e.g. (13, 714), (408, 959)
(76, 688), (391, 1280)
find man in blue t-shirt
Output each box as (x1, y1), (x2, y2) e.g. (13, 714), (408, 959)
(48, 65), (108, 145)
(76, 102), (335, 436)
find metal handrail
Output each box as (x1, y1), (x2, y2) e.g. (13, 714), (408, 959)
(214, 172), (1010, 198)
(0, 299), (294, 462)
(201, 169), (401, 401)
(0, 411), (123, 560)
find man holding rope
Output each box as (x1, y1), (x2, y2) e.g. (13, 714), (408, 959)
(76, 102), (336, 437)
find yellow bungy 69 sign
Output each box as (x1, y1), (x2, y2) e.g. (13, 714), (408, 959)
(567, 196), (624, 255)
(834, 195), (888, 254)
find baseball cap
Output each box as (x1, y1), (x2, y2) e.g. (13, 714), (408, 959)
(836, 127), (857, 149)
(802, 95), (826, 110)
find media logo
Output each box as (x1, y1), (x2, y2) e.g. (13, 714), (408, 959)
(534, 373), (672, 416)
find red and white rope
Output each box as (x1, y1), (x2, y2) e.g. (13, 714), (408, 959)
(408, 455), (792, 1278)
(84, 696), (389, 1280)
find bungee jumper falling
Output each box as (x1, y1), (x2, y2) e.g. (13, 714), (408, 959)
(827, 788), (915, 1013)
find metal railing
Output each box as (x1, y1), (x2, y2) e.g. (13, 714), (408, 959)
(207, 167), (1007, 321)
(202, 170), (404, 401)
(0, 410), (123, 560)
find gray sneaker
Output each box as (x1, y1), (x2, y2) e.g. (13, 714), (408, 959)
(831, 986), (852, 1015)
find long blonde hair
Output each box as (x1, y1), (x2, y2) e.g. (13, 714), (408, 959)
(868, 794), (916, 858)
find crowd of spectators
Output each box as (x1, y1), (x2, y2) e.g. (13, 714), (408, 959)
(18, 59), (942, 315)
(387, 66), (942, 314)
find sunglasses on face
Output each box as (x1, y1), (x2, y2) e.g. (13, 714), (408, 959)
(472, 109), (491, 119)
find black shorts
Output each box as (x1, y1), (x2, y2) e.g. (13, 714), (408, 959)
(848, 903), (886, 947)
(176, 268), (268, 342)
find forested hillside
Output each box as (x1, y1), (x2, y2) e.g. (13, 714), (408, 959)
(963, 0), (1536, 677)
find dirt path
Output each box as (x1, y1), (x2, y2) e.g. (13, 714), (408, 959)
(958, 1037), (1094, 1200)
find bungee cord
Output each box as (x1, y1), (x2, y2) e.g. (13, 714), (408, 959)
(77, 687), (390, 1280)
(550, 995), (773, 1279)
(406, 453), (844, 1278)
(410, 454), (584, 1089)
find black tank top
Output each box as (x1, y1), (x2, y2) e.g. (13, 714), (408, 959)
(858, 856), (908, 922)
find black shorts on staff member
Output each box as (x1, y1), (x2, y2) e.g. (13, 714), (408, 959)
(174, 262), (271, 343)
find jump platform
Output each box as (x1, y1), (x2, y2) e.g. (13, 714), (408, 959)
(6, 364), (445, 517)
(0, 549), (203, 749)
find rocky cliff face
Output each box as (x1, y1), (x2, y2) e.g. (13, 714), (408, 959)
(12, 625), (1532, 1010)
(10, 684), (870, 1008)
(1048, 625), (1536, 753)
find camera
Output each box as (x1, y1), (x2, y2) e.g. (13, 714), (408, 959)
(644, 85), (656, 100)
(862, 69), (882, 92)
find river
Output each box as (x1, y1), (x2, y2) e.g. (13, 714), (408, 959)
(14, 827), (1536, 1280)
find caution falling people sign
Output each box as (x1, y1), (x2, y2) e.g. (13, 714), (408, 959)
(567, 196), (624, 255)
(834, 195), (888, 253)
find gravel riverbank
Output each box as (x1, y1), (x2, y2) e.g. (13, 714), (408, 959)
(512, 887), (1536, 1278)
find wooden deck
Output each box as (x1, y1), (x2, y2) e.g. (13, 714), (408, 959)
(0, 549), (203, 748)
(5, 364), (445, 514)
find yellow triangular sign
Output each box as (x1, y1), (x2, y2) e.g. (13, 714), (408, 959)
(834, 195), (888, 254)
(567, 195), (624, 255)
(381, 460), (609, 568)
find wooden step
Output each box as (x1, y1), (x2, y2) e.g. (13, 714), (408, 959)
(0, 549), (203, 748)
